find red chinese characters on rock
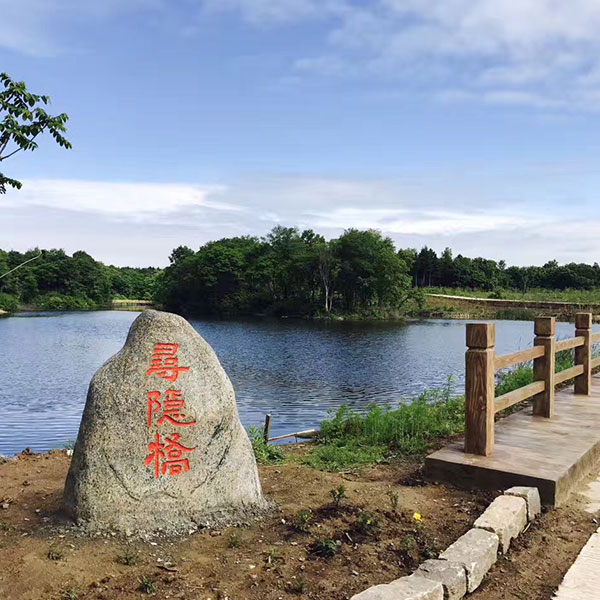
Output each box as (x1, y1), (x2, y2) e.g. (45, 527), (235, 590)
(144, 342), (196, 479)
(144, 432), (195, 478)
(146, 343), (190, 382)
(147, 390), (197, 428)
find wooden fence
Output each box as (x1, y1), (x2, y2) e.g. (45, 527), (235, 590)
(465, 312), (600, 456)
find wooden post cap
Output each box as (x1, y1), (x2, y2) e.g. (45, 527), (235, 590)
(534, 316), (556, 336)
(575, 312), (592, 329)
(466, 323), (495, 348)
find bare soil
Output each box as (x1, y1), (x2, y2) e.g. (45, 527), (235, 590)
(0, 448), (596, 600)
(0, 448), (490, 600)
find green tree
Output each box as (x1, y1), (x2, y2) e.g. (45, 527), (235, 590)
(0, 72), (71, 193)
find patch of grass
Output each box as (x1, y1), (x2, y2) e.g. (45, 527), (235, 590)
(290, 576), (307, 594)
(117, 546), (140, 566)
(247, 426), (285, 465)
(305, 370), (535, 471)
(303, 442), (384, 471)
(312, 538), (340, 558)
(138, 576), (156, 594)
(62, 589), (79, 600)
(293, 508), (313, 533)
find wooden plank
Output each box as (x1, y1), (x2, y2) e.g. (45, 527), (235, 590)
(268, 429), (317, 442)
(556, 364), (585, 385)
(592, 332), (600, 343)
(495, 346), (544, 371)
(494, 381), (545, 413)
(592, 356), (600, 369)
(555, 336), (585, 352)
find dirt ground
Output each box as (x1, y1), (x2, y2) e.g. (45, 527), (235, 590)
(0, 449), (596, 600)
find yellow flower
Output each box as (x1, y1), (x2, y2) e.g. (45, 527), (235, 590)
(413, 512), (422, 522)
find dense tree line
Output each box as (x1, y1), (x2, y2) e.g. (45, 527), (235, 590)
(154, 227), (421, 317)
(409, 247), (600, 292)
(0, 248), (158, 311)
(4, 231), (600, 316)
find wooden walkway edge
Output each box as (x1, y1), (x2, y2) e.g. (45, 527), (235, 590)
(425, 375), (600, 506)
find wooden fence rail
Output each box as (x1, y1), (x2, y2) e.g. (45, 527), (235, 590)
(465, 312), (595, 456)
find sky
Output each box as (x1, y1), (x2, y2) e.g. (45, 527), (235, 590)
(3, 1), (600, 267)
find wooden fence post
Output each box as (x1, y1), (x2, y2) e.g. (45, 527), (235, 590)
(575, 312), (592, 395)
(263, 413), (272, 443)
(533, 316), (555, 418)
(465, 323), (496, 456)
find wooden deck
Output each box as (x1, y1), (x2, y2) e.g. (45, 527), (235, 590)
(426, 375), (600, 506)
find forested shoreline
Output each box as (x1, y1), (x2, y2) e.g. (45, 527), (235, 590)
(0, 248), (158, 311)
(2, 226), (600, 315)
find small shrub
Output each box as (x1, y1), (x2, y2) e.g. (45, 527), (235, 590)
(294, 508), (313, 533)
(247, 426), (285, 465)
(387, 489), (399, 512)
(117, 547), (140, 566)
(355, 511), (379, 535)
(227, 531), (241, 548)
(138, 576), (156, 594)
(62, 589), (79, 600)
(330, 484), (347, 508)
(313, 538), (340, 558)
(47, 546), (64, 561)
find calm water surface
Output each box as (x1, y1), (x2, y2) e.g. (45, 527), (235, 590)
(0, 311), (592, 455)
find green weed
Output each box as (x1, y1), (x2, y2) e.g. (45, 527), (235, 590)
(355, 511), (379, 535)
(117, 546), (140, 566)
(247, 426), (285, 465)
(293, 508), (313, 533)
(138, 576), (156, 594)
(313, 538), (340, 558)
(330, 484), (347, 508)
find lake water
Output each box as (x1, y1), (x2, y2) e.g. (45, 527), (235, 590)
(0, 311), (592, 456)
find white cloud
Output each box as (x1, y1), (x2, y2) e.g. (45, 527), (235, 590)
(208, 0), (600, 110)
(6, 179), (239, 220)
(304, 207), (530, 235)
(2, 174), (598, 266)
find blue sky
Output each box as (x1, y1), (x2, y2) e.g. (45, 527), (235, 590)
(3, 0), (600, 266)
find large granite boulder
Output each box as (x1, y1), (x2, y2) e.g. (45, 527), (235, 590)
(63, 309), (268, 533)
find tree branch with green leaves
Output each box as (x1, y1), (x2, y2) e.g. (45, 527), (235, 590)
(0, 72), (71, 194)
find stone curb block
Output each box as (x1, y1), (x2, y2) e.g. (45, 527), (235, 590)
(505, 486), (541, 521)
(415, 559), (467, 600)
(350, 486), (541, 600)
(350, 573), (443, 600)
(473, 495), (527, 553)
(439, 528), (499, 593)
